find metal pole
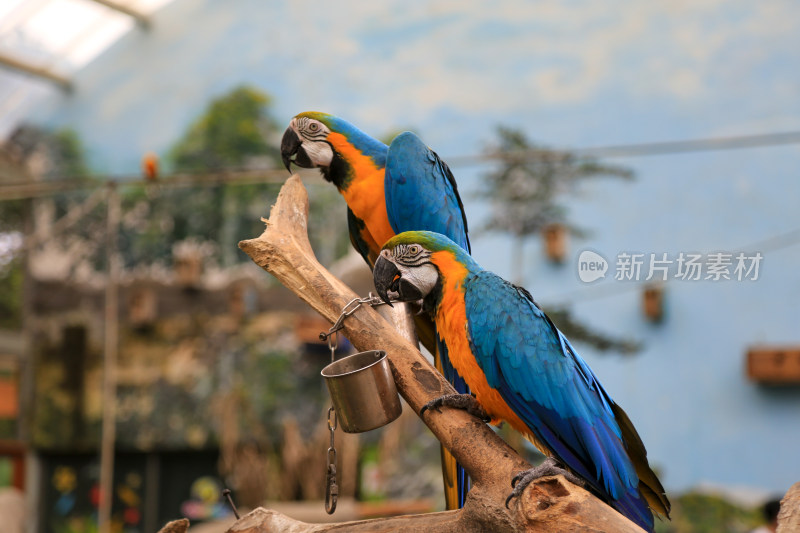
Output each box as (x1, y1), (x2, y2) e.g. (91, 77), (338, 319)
(0, 51), (72, 91)
(98, 184), (120, 533)
(20, 191), (40, 532)
(82, 0), (150, 27)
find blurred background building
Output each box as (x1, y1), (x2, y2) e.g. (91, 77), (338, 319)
(0, 1), (799, 532)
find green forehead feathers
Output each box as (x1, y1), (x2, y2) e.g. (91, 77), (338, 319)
(383, 231), (455, 252)
(295, 111), (333, 126)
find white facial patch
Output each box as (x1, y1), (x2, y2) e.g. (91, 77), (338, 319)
(396, 262), (439, 298)
(303, 141), (334, 167)
(291, 117), (334, 167)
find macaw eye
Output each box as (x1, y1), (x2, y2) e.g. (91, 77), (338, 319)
(308, 122), (319, 131)
(409, 245), (420, 254)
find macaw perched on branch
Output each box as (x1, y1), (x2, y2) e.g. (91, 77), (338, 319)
(281, 112), (471, 509)
(373, 231), (670, 532)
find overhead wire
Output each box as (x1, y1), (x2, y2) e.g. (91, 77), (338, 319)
(0, 167), (325, 200)
(446, 129), (800, 167)
(1, 129), (800, 200)
(2, 129), (799, 289)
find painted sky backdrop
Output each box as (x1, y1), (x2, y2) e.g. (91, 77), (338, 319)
(8, 0), (800, 497)
(25, 0), (800, 171)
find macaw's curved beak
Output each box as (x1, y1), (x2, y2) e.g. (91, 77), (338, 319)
(373, 254), (399, 307)
(374, 253), (423, 306)
(280, 127), (313, 172)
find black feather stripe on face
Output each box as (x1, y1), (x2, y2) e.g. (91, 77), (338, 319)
(422, 276), (444, 316)
(392, 244), (431, 267)
(295, 117), (329, 141)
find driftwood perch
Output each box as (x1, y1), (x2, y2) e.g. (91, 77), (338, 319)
(157, 519), (190, 533)
(234, 175), (644, 532)
(778, 482), (800, 533)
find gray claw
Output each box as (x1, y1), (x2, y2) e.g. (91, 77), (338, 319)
(420, 393), (490, 422)
(505, 457), (585, 508)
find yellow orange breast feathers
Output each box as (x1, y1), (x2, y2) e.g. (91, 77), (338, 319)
(327, 132), (395, 251)
(430, 251), (532, 438)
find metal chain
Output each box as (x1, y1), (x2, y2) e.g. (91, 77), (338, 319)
(321, 293), (391, 515)
(325, 405), (339, 514)
(325, 329), (339, 514)
(319, 293), (391, 342)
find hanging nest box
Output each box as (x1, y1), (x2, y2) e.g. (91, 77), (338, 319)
(746, 347), (800, 384)
(541, 223), (568, 263)
(642, 283), (665, 323)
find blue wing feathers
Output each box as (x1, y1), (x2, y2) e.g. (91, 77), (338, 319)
(464, 271), (654, 531)
(385, 132), (473, 509)
(385, 132), (470, 253)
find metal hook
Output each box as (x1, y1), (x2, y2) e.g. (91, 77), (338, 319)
(324, 404), (339, 514)
(222, 488), (240, 519)
(319, 293), (394, 342)
(327, 406), (338, 432)
(325, 463), (338, 514)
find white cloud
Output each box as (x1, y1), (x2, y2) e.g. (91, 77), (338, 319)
(13, 0), (799, 172)
(277, 0), (800, 123)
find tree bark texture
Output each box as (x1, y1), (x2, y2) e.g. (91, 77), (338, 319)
(777, 482), (800, 533)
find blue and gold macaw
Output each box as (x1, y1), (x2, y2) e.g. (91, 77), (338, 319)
(281, 112), (471, 508)
(373, 231), (670, 532)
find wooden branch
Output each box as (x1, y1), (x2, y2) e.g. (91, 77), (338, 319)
(156, 518), (189, 533)
(234, 175), (644, 532)
(778, 482), (800, 533)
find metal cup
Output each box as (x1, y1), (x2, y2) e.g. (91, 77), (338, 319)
(321, 350), (402, 433)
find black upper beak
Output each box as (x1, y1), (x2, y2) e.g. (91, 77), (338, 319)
(280, 127), (302, 172)
(373, 254), (400, 307)
(374, 252), (425, 306)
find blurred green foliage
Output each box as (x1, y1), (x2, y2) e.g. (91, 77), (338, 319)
(654, 491), (765, 533)
(52, 516), (99, 533)
(46, 131), (104, 260)
(0, 258), (22, 329)
(480, 125), (633, 240)
(50, 129), (91, 178)
(0, 126), (97, 327)
(0, 198), (26, 236)
(169, 86), (279, 171)
(0, 457), (12, 486)
(546, 307), (642, 355)
(0, 127), (92, 234)
(121, 84), (348, 267)
(121, 85), (282, 267)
